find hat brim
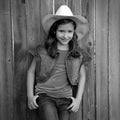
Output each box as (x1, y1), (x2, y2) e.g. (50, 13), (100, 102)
(42, 14), (89, 39)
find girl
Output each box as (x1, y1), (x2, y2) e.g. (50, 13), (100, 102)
(27, 5), (91, 120)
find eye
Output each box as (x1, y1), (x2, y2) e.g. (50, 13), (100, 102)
(68, 30), (74, 33)
(58, 30), (64, 33)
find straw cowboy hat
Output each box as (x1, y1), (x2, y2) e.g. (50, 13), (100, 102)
(42, 5), (89, 39)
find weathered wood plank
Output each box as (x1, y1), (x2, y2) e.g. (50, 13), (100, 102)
(13, 0), (27, 49)
(0, 14), (13, 120)
(0, 0), (10, 12)
(0, 0), (14, 120)
(109, 0), (120, 120)
(12, 0), (28, 120)
(26, 0), (41, 48)
(68, 0), (81, 15)
(40, 0), (53, 45)
(80, 1), (96, 120)
(95, 0), (109, 120)
(82, 0), (96, 120)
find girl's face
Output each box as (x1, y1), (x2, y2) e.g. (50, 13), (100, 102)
(56, 23), (75, 46)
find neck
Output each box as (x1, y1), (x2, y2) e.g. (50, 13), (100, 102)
(57, 43), (69, 51)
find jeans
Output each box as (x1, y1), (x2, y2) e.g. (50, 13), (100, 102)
(37, 93), (72, 120)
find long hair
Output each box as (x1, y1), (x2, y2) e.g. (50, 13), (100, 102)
(44, 19), (81, 58)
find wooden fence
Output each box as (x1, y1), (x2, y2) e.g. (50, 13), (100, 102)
(0, 0), (120, 120)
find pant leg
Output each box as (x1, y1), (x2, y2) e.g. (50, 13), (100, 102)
(37, 94), (59, 120)
(59, 110), (70, 120)
(57, 98), (72, 120)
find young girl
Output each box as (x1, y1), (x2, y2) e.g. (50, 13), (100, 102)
(27, 5), (91, 120)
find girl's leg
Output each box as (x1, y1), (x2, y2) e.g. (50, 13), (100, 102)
(38, 101), (59, 120)
(57, 98), (72, 120)
(59, 110), (70, 120)
(37, 94), (59, 120)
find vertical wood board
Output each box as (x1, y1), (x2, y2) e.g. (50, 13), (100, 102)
(12, 0), (28, 120)
(109, 0), (120, 120)
(95, 0), (109, 120)
(0, 0), (14, 119)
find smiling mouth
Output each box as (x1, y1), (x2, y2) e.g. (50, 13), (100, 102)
(61, 39), (70, 41)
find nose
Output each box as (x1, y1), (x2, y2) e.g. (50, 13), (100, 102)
(64, 33), (69, 39)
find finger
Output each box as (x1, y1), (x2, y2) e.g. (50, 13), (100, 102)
(28, 102), (33, 110)
(28, 104), (32, 110)
(71, 106), (79, 113)
(32, 96), (39, 108)
(70, 107), (76, 112)
(35, 95), (39, 99)
(28, 95), (39, 110)
(35, 95), (39, 107)
(70, 97), (75, 101)
(31, 102), (38, 109)
(33, 100), (39, 108)
(67, 103), (73, 110)
(73, 109), (78, 113)
(29, 103), (34, 110)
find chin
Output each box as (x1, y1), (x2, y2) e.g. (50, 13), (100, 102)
(61, 41), (70, 44)
(62, 42), (69, 45)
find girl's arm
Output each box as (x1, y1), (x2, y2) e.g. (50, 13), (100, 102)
(76, 64), (86, 104)
(27, 59), (39, 109)
(68, 64), (86, 112)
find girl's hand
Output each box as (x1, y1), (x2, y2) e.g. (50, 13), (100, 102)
(67, 97), (81, 112)
(28, 95), (39, 110)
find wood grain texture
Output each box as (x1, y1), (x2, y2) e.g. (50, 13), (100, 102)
(12, 0), (28, 120)
(26, 0), (41, 48)
(84, 0), (96, 120)
(0, 0), (10, 11)
(81, 0), (95, 120)
(40, 0), (53, 45)
(109, 0), (120, 120)
(95, 0), (109, 120)
(0, 14), (13, 120)
(0, 0), (14, 120)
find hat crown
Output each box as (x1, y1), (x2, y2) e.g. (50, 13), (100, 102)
(55, 5), (73, 16)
